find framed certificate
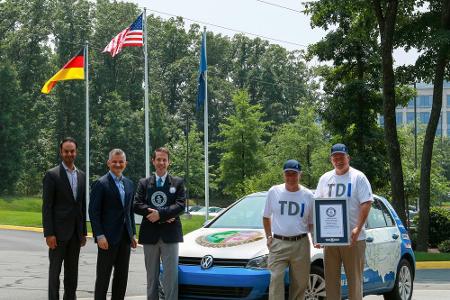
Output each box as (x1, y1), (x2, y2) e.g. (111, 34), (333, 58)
(313, 198), (350, 246)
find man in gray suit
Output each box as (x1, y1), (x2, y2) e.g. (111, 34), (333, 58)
(42, 137), (87, 300)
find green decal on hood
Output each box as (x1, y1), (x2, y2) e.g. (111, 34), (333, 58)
(196, 230), (263, 248)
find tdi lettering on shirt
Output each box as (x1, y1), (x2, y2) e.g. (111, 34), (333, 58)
(327, 183), (352, 198)
(278, 201), (305, 217)
(263, 184), (314, 236)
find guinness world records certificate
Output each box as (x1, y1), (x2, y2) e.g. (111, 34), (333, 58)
(313, 198), (350, 246)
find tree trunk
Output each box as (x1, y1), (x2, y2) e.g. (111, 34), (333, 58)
(417, 0), (450, 252)
(372, 0), (407, 224)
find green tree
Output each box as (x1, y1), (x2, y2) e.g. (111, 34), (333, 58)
(0, 63), (24, 194)
(305, 0), (414, 223)
(169, 123), (205, 200)
(1, 0), (55, 194)
(215, 91), (270, 199)
(398, 0), (450, 251)
(396, 126), (449, 210)
(90, 91), (144, 183)
(242, 105), (329, 194)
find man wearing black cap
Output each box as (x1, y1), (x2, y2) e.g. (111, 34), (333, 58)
(315, 144), (373, 300)
(263, 159), (314, 300)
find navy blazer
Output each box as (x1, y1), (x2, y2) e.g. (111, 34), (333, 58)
(42, 164), (87, 241)
(89, 172), (136, 246)
(133, 174), (186, 244)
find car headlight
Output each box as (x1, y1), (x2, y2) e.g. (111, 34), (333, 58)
(246, 254), (269, 269)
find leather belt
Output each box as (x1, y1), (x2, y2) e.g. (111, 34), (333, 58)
(273, 233), (307, 241)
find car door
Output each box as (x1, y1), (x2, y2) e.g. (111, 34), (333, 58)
(363, 198), (402, 293)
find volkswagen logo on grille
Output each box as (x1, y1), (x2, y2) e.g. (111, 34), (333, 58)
(200, 255), (214, 269)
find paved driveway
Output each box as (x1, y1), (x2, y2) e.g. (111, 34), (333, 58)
(0, 229), (449, 300)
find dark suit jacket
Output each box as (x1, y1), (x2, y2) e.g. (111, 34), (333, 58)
(42, 164), (87, 241)
(133, 174), (185, 244)
(89, 172), (136, 246)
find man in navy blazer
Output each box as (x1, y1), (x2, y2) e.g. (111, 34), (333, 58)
(134, 147), (186, 300)
(89, 148), (137, 300)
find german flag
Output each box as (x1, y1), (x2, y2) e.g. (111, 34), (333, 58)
(41, 48), (85, 94)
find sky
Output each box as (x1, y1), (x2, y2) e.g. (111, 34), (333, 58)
(134, 0), (418, 66)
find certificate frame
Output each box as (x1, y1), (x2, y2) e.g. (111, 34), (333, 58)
(313, 198), (350, 246)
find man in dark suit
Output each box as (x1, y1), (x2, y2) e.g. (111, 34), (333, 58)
(42, 137), (87, 300)
(89, 148), (137, 300)
(134, 147), (186, 300)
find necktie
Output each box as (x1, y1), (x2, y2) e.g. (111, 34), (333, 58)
(117, 179), (125, 206)
(157, 177), (163, 188)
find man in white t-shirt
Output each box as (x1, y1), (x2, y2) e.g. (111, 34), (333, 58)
(315, 143), (373, 300)
(263, 159), (314, 300)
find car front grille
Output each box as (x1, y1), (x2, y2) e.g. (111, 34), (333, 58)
(179, 256), (249, 267)
(180, 284), (252, 298)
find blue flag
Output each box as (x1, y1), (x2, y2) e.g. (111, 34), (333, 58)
(196, 31), (207, 110)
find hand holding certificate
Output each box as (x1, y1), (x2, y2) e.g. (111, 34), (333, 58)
(313, 198), (350, 246)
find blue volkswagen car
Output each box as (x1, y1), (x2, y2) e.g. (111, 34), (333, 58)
(177, 192), (415, 300)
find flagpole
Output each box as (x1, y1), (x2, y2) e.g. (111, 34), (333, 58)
(144, 8), (150, 178)
(85, 42), (90, 205)
(203, 27), (209, 222)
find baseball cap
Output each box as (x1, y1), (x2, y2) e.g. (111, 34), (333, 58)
(283, 159), (301, 173)
(330, 143), (349, 156)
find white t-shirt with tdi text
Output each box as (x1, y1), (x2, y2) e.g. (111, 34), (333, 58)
(315, 167), (373, 240)
(263, 184), (314, 237)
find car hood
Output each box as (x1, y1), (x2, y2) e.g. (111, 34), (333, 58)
(180, 228), (268, 259)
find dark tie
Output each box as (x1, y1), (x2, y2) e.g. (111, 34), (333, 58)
(157, 177), (163, 188)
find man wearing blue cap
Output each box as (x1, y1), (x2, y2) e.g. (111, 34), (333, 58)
(263, 159), (314, 300)
(315, 144), (373, 300)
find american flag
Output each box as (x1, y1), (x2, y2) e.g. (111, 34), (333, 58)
(103, 14), (143, 57)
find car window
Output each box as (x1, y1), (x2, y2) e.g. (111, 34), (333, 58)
(208, 195), (266, 229)
(378, 200), (396, 227)
(367, 200), (387, 229)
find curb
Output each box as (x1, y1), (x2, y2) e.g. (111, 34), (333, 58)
(415, 261), (450, 269)
(0, 224), (93, 237)
(1, 225), (449, 269)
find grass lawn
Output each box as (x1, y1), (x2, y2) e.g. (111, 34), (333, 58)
(0, 210), (42, 227)
(0, 196), (42, 212)
(0, 197), (207, 235)
(414, 251), (450, 261)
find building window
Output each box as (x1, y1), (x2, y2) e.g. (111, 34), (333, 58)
(396, 112), (403, 125)
(407, 98), (415, 108)
(447, 95), (450, 108)
(418, 95), (432, 107)
(419, 112), (430, 124)
(379, 115), (384, 126)
(437, 116), (442, 136)
(437, 115), (442, 136)
(407, 112), (415, 123)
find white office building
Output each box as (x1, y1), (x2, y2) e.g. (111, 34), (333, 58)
(380, 82), (450, 137)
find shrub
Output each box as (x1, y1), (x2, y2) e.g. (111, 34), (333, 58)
(438, 240), (450, 253)
(415, 207), (450, 247)
(428, 207), (450, 247)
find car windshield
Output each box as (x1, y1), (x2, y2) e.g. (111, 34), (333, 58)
(196, 207), (219, 213)
(208, 195), (267, 229)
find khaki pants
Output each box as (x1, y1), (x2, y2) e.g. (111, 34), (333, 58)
(324, 240), (366, 300)
(268, 237), (310, 300)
